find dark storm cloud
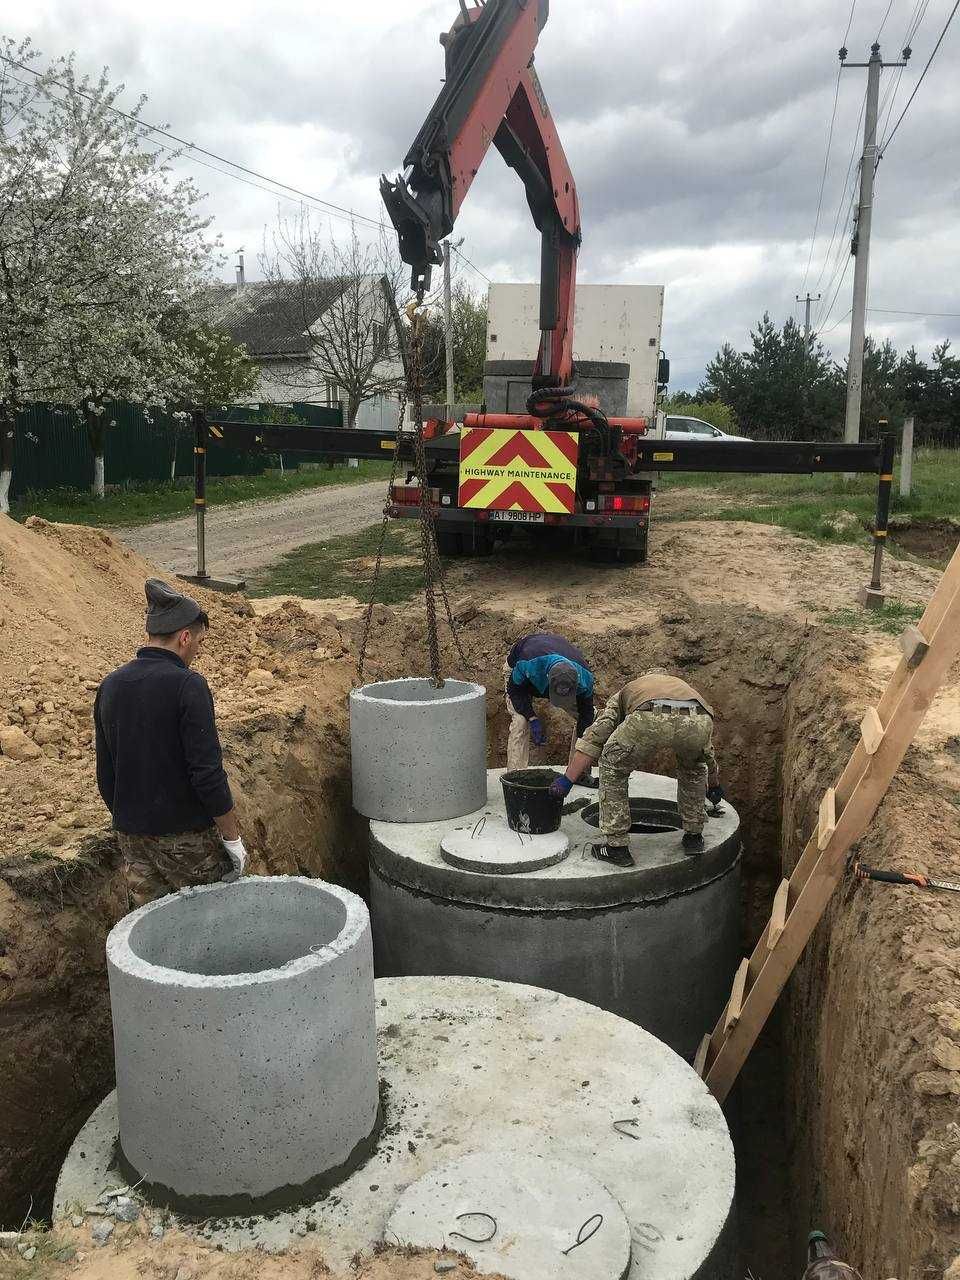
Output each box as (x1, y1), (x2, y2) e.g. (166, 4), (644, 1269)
(9, 0), (960, 387)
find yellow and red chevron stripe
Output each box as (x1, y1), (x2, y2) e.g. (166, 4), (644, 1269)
(457, 428), (579, 513)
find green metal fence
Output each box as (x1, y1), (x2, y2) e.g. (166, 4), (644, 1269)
(10, 400), (344, 499)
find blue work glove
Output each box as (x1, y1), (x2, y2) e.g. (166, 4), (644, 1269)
(549, 775), (574, 800)
(529, 716), (546, 747)
(706, 784), (725, 806)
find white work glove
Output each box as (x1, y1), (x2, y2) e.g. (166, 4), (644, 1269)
(221, 837), (248, 882)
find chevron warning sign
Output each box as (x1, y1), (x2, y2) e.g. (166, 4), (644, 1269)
(457, 427), (580, 513)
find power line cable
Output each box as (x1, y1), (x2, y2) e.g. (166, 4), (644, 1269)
(0, 51), (389, 233)
(812, 87), (867, 295)
(876, 0), (898, 39)
(869, 306), (960, 316)
(818, 307), (853, 336)
(879, 0), (960, 153)
(877, 0), (932, 137)
(800, 67), (843, 294)
(0, 49), (497, 292)
(814, 179), (858, 327)
(451, 243), (491, 284)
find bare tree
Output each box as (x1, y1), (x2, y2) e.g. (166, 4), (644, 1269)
(259, 215), (409, 427)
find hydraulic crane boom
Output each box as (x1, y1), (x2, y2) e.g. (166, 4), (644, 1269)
(380, 0), (580, 388)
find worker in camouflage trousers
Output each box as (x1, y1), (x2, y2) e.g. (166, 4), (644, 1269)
(549, 668), (722, 867)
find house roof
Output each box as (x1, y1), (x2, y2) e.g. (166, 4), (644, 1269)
(200, 279), (349, 359)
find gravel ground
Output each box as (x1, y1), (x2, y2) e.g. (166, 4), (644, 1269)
(106, 479), (387, 579)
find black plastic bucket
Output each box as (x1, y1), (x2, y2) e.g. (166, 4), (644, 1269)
(500, 768), (564, 835)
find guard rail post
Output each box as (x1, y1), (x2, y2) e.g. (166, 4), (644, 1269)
(860, 432), (895, 609)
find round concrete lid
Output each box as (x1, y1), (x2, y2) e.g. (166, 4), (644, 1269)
(370, 769), (741, 911)
(386, 1149), (631, 1280)
(440, 821), (570, 874)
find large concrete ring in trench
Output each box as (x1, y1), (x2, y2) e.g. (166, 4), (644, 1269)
(350, 677), (487, 822)
(369, 769), (742, 1059)
(106, 876), (380, 1214)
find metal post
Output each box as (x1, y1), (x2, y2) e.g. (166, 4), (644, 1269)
(797, 293), (820, 349)
(443, 238), (463, 419)
(900, 414), (915, 498)
(861, 432), (895, 608)
(193, 409), (207, 581)
(843, 46), (883, 446)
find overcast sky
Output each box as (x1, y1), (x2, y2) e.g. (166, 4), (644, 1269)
(9, 0), (960, 389)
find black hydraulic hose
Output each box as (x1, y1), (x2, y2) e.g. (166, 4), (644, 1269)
(526, 386), (612, 453)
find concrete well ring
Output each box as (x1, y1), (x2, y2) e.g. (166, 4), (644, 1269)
(106, 876), (380, 1215)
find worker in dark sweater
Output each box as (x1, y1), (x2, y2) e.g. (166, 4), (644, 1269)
(95, 579), (247, 907)
(504, 631), (596, 771)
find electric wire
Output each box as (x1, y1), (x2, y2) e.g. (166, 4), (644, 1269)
(0, 49), (496, 292)
(875, 0), (897, 39)
(877, 0), (932, 142)
(868, 306), (960, 316)
(818, 307), (854, 336)
(879, 0), (960, 154)
(811, 88), (867, 299)
(800, 67), (844, 294)
(814, 176), (859, 328)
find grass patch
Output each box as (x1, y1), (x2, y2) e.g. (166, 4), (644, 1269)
(248, 521), (426, 604)
(9, 461), (393, 529)
(656, 447), (960, 549)
(820, 599), (925, 635)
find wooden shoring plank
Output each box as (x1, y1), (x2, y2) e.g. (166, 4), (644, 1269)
(767, 879), (791, 949)
(723, 959), (750, 1034)
(900, 624), (929, 669)
(693, 1033), (711, 1078)
(702, 546), (960, 1104)
(818, 788), (837, 851)
(860, 707), (884, 755)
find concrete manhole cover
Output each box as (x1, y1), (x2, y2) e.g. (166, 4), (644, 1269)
(440, 822), (569, 874)
(385, 1149), (631, 1280)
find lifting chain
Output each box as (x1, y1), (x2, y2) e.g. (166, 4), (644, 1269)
(356, 299), (468, 687)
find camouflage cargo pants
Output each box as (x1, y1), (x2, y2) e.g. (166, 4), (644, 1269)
(117, 826), (231, 910)
(598, 710), (716, 842)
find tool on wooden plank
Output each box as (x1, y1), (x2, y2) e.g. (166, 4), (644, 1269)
(856, 863), (960, 894)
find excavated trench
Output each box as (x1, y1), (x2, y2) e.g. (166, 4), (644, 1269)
(1, 602), (956, 1277)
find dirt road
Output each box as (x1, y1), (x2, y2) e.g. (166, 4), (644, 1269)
(107, 479), (386, 578)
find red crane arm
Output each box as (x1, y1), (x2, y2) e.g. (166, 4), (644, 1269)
(381, 0), (581, 388)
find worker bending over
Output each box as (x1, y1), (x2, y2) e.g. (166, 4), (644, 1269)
(504, 631), (595, 771)
(95, 579), (249, 907)
(550, 668), (722, 866)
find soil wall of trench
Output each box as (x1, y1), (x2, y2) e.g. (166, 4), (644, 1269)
(2, 601), (959, 1278)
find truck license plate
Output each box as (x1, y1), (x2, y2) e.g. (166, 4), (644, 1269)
(489, 510), (546, 523)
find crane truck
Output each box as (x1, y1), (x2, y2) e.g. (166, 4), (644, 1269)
(378, 0), (661, 563)
(200, 0), (891, 580)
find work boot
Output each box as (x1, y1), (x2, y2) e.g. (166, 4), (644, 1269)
(682, 832), (704, 855)
(590, 843), (634, 868)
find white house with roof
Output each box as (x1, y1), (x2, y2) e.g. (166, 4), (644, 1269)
(202, 274), (404, 430)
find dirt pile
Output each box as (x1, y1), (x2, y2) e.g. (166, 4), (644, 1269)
(0, 1222), (503, 1280)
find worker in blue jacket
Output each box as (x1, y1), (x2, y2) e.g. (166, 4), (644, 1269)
(504, 631), (596, 771)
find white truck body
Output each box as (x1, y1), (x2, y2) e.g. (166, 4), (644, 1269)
(485, 282), (665, 417)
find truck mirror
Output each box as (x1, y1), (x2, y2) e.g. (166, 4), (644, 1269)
(657, 355), (670, 386)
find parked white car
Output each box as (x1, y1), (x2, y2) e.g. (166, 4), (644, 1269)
(664, 416), (751, 442)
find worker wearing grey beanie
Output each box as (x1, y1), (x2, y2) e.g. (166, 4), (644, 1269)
(93, 578), (249, 905)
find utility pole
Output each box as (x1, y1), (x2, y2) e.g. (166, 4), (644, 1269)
(840, 41), (909, 445)
(797, 293), (820, 349)
(443, 237), (464, 416)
